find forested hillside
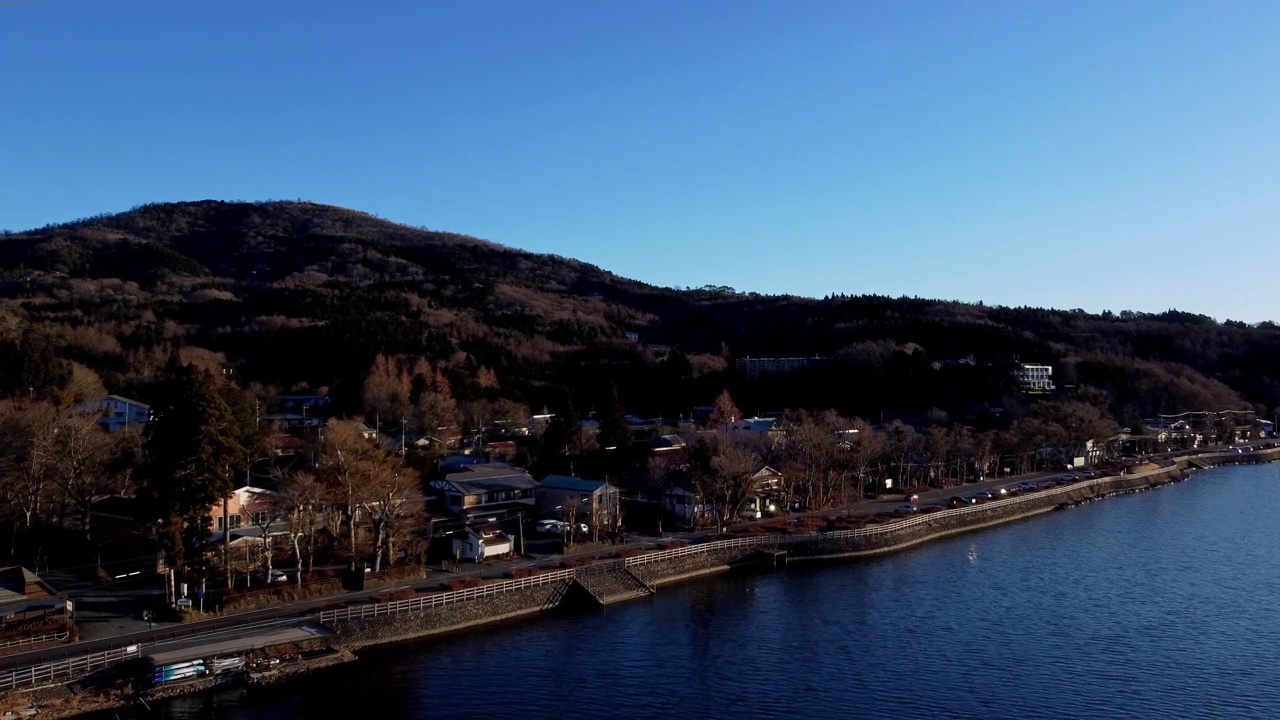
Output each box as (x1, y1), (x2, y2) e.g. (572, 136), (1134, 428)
(1, 200), (1277, 429)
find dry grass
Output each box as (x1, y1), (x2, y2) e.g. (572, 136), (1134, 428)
(222, 579), (345, 612)
(442, 577), (487, 591)
(610, 548), (646, 559)
(368, 588), (418, 604)
(557, 557), (597, 569)
(503, 567), (541, 579)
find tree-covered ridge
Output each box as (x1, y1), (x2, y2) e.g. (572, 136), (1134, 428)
(0, 200), (1276, 426)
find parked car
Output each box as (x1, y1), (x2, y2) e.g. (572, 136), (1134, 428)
(1056, 474), (1076, 485)
(1017, 482), (1036, 492)
(1079, 470), (1097, 478)
(255, 569), (287, 584)
(973, 490), (994, 500)
(536, 520), (567, 534)
(994, 487), (1009, 496)
(896, 504), (919, 514)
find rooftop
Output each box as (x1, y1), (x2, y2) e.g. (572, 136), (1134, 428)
(539, 475), (607, 493)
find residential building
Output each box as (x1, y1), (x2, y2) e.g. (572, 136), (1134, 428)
(428, 464), (538, 521)
(536, 475), (620, 528)
(734, 356), (826, 380)
(90, 395), (150, 433)
(665, 466), (785, 527)
(0, 567), (68, 634)
(451, 526), (513, 563)
(208, 484), (289, 546)
(1015, 363), (1055, 392)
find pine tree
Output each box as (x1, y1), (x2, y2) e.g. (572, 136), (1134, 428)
(596, 383), (631, 450)
(141, 359), (247, 574)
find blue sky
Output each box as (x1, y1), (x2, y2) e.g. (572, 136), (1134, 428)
(2, 1), (1278, 321)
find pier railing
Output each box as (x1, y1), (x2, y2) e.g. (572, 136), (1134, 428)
(318, 458), (1216, 625)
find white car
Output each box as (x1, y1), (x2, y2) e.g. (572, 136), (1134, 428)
(536, 520), (566, 534)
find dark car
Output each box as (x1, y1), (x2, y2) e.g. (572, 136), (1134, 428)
(949, 496), (976, 507)
(1017, 482), (1036, 492)
(973, 490), (994, 500)
(896, 504), (919, 514)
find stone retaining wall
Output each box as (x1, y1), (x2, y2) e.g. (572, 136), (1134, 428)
(629, 548), (744, 586)
(330, 582), (571, 649)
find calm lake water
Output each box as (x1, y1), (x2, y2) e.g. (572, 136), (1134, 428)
(140, 463), (1280, 719)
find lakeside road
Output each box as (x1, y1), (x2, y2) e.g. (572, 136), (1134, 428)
(0, 451), (1246, 675)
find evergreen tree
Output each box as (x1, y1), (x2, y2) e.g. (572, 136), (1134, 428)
(141, 359), (247, 574)
(596, 382), (631, 450)
(538, 388), (580, 467)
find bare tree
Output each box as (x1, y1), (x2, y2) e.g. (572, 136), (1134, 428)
(691, 431), (761, 532)
(0, 401), (58, 530)
(277, 470), (324, 587)
(37, 409), (121, 541)
(358, 461), (423, 573)
(316, 419), (374, 569)
(242, 489), (282, 581)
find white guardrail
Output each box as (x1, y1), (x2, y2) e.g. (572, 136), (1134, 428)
(0, 643), (141, 691)
(319, 462), (1196, 625)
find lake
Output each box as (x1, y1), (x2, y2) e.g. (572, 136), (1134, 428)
(139, 463), (1280, 719)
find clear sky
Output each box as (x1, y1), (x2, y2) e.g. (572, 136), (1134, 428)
(3, 1), (1278, 321)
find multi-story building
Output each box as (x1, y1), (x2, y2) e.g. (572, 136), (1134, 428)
(1016, 363), (1055, 392)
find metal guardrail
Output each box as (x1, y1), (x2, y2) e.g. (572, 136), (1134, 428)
(317, 458), (1218, 626)
(0, 643), (141, 691)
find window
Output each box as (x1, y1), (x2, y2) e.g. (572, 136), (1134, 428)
(229, 514), (242, 529)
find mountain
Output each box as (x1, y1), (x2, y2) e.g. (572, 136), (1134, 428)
(1, 200), (1277, 426)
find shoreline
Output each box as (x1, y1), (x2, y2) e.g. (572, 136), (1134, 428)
(11, 448), (1278, 719)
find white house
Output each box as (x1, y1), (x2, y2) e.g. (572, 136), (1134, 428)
(90, 395), (151, 433)
(451, 526), (512, 563)
(1015, 364), (1055, 392)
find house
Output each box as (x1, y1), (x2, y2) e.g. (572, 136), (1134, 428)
(649, 434), (687, 453)
(428, 464), (538, 521)
(89, 395), (150, 433)
(1015, 363), (1055, 392)
(274, 394), (331, 413)
(729, 417), (779, 436)
(664, 466), (785, 528)
(451, 525), (513, 563)
(0, 567), (68, 633)
(208, 484), (290, 547)
(536, 475), (620, 526)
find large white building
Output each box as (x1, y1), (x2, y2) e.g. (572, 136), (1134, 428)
(1016, 364), (1055, 392)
